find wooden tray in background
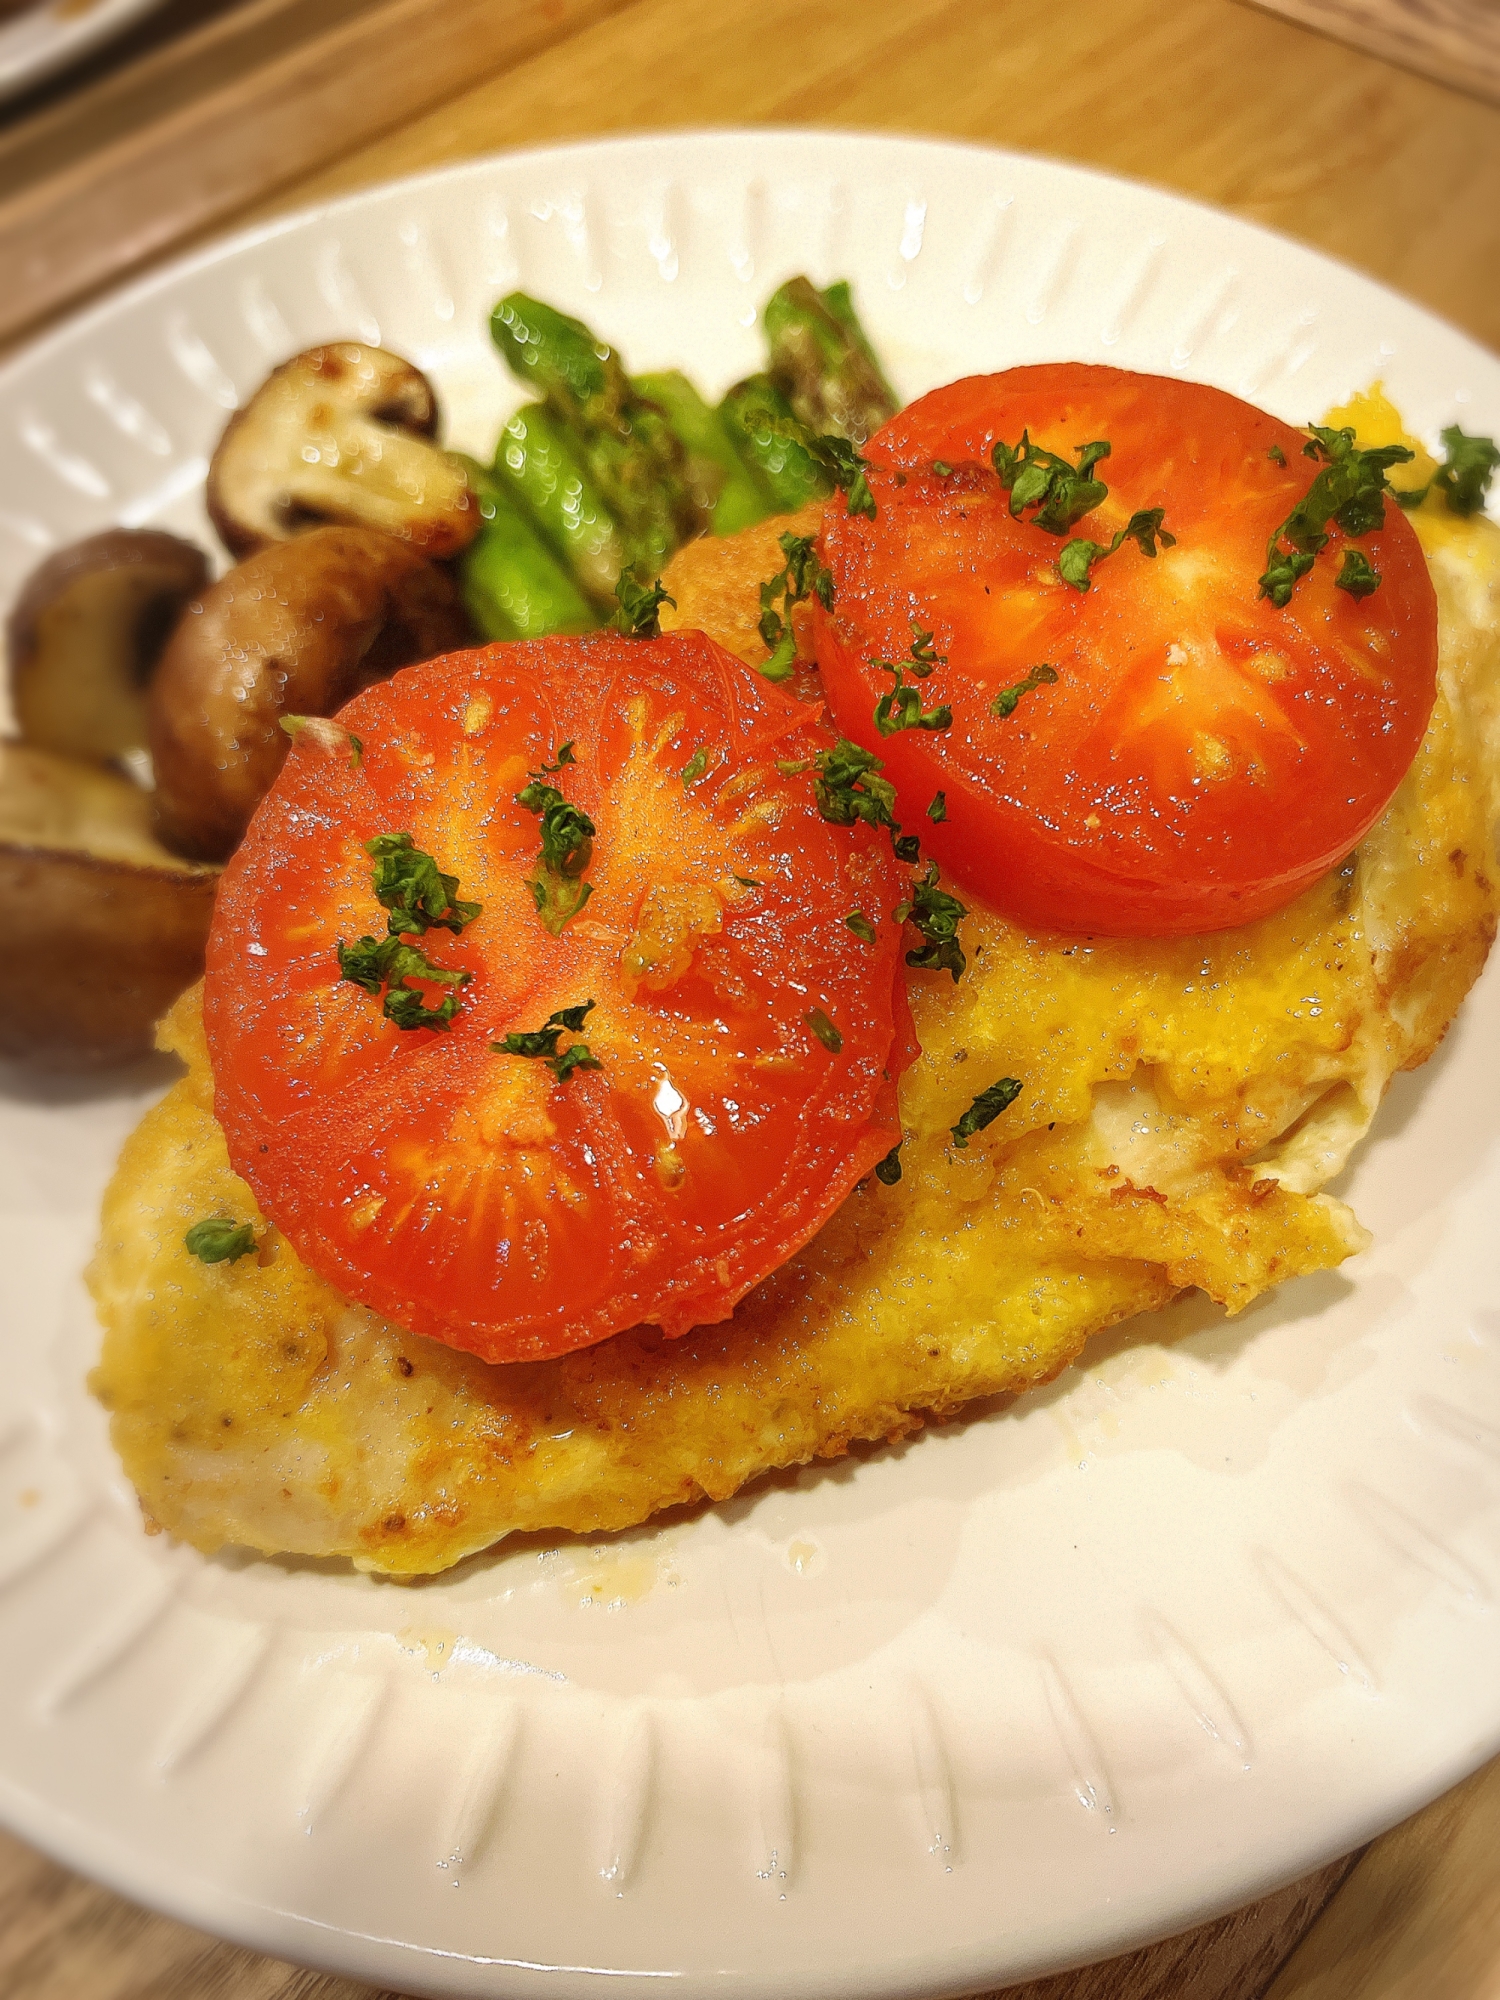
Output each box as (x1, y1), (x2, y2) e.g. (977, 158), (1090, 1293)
(0, 0), (632, 351)
(1242, 0), (1500, 106)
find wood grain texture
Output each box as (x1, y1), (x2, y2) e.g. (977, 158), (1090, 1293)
(0, 1829), (1359, 2000)
(255, 0), (1500, 355)
(0, 0), (637, 344)
(1, 0), (1498, 1994)
(1239, 0), (1500, 108)
(1262, 1757), (1500, 1999)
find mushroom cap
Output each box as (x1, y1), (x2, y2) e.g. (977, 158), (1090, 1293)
(148, 524), (473, 863)
(6, 529), (209, 765)
(206, 343), (480, 560)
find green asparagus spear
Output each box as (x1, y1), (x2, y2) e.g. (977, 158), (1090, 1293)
(490, 404), (626, 608)
(454, 457), (597, 640)
(819, 280), (900, 420)
(633, 369), (775, 536)
(763, 275), (898, 448)
(490, 294), (703, 567)
(719, 376), (833, 514)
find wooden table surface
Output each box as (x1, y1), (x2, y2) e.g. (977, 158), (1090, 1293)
(3, 0), (1499, 1995)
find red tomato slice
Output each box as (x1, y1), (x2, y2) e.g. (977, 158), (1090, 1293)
(814, 364), (1439, 934)
(204, 632), (908, 1364)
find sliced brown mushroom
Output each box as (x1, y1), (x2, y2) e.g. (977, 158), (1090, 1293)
(0, 742), (218, 1069)
(206, 344), (480, 560)
(148, 525), (472, 863)
(6, 530), (209, 767)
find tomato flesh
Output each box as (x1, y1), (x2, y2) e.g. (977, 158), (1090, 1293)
(815, 365), (1439, 934)
(204, 632), (908, 1363)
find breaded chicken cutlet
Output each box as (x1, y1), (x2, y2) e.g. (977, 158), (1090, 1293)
(88, 398), (1500, 1576)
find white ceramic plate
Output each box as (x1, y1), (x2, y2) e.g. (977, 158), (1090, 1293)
(0, 0), (167, 103)
(2, 131), (1499, 2000)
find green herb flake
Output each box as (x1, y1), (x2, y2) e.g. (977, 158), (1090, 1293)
(516, 748), (596, 935)
(1259, 425), (1416, 606)
(337, 935), (470, 1031)
(1267, 444), (1287, 467)
(613, 569), (676, 637)
(1058, 508), (1175, 592)
(874, 663), (953, 737)
(808, 433), (877, 518)
(184, 1218), (256, 1265)
(1395, 425), (1500, 517)
(874, 1142), (903, 1185)
(807, 1006), (844, 1052)
(757, 531), (835, 681)
(895, 861), (968, 983)
(931, 460), (953, 478)
(492, 999), (602, 1082)
(337, 834), (481, 1029)
(991, 662), (1059, 719)
(845, 911), (878, 943)
(907, 624), (944, 675)
(873, 622), (952, 738)
(926, 790), (947, 823)
(991, 432), (1111, 535)
(951, 1075), (1022, 1148)
(365, 832), (481, 937)
(1336, 547), (1381, 599)
(733, 874), (761, 889)
(794, 736), (923, 863)
(681, 747), (712, 787)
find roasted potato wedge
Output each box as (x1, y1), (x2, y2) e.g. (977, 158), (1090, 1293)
(0, 743), (217, 1068)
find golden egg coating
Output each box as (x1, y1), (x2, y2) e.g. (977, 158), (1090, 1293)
(89, 397), (1500, 1575)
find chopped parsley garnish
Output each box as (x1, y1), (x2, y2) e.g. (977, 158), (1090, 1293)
(907, 625), (943, 674)
(1394, 425), (1500, 517)
(337, 935), (469, 1030)
(807, 433), (877, 518)
(809, 738), (897, 832)
(875, 664), (952, 737)
(989, 431), (1174, 589)
(516, 745), (596, 935)
(927, 790), (947, 823)
(1058, 508), (1175, 592)
(845, 911), (878, 943)
(681, 746), (712, 787)
(951, 1075), (1022, 1148)
(337, 834), (480, 1029)
(991, 661), (1059, 719)
(992, 432), (1111, 535)
(896, 861), (968, 983)
(932, 460), (953, 478)
(1259, 424), (1415, 607)
(787, 736), (924, 862)
(873, 622), (952, 737)
(1336, 548), (1381, 599)
(365, 832), (480, 937)
(874, 1142), (903, 1185)
(1267, 444), (1287, 467)
(733, 874), (761, 889)
(806, 1006), (844, 1052)
(184, 1218), (256, 1265)
(492, 999), (602, 1082)
(757, 531), (834, 681)
(613, 569), (675, 637)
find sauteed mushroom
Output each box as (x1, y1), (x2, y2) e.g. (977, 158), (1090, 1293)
(207, 344), (479, 559)
(0, 743), (217, 1069)
(7, 530), (208, 766)
(148, 525), (470, 863)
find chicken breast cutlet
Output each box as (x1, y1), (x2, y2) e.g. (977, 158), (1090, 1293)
(89, 402), (1500, 1576)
